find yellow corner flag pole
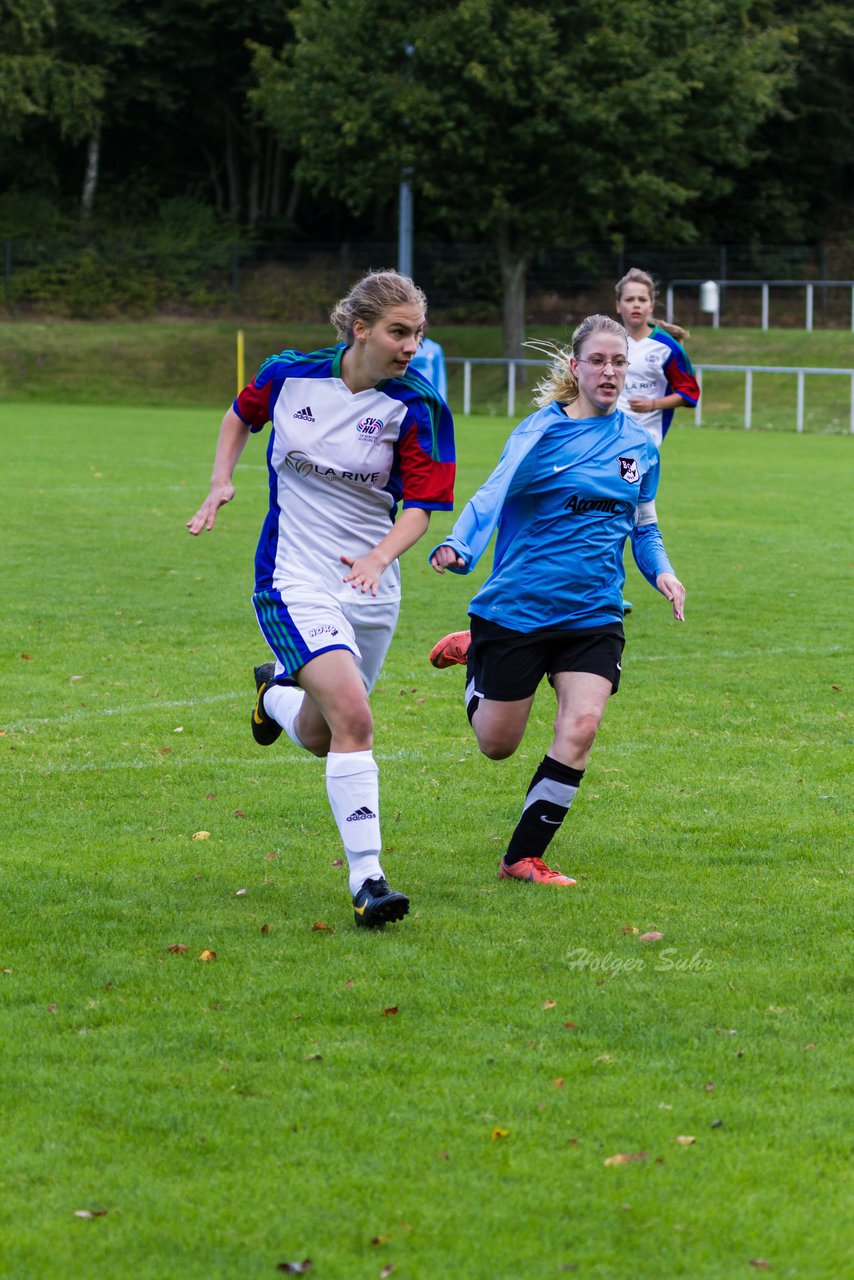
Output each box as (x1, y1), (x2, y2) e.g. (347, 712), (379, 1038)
(236, 329), (245, 395)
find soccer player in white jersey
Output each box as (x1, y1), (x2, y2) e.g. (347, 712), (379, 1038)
(187, 270), (455, 927)
(427, 316), (684, 887)
(615, 267), (700, 447)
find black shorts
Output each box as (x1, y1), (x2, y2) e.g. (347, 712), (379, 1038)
(468, 616), (625, 703)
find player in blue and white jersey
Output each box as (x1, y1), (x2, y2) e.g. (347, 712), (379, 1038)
(427, 315), (684, 888)
(408, 327), (448, 400)
(615, 267), (700, 447)
(188, 270), (455, 927)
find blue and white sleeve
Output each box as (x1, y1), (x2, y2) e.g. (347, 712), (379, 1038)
(630, 449), (675, 588)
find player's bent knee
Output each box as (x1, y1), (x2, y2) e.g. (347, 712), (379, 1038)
(475, 728), (521, 761)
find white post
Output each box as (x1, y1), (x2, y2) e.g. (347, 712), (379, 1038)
(761, 283), (769, 331)
(805, 283), (814, 332)
(695, 368), (703, 426)
(745, 367), (753, 430)
(796, 370), (805, 433)
(666, 285), (674, 323)
(507, 361), (516, 418)
(463, 361), (471, 416)
(397, 176), (413, 278)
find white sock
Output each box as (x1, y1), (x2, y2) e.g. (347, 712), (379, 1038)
(325, 750), (384, 895)
(263, 683), (306, 748)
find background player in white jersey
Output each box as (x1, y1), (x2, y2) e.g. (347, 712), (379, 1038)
(615, 267), (700, 447)
(427, 316), (684, 887)
(187, 270), (455, 927)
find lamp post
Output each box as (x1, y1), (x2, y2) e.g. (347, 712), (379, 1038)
(397, 42), (415, 278)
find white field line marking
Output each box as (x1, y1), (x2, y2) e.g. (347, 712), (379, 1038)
(3, 641), (845, 736)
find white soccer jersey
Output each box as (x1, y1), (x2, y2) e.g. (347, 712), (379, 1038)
(234, 345), (455, 603)
(618, 326), (700, 445)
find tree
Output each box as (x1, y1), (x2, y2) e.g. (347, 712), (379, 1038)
(251, 0), (793, 358)
(0, 0), (103, 147)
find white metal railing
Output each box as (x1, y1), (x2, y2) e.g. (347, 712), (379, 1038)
(446, 357), (854, 433)
(665, 279), (854, 332)
(693, 364), (854, 433)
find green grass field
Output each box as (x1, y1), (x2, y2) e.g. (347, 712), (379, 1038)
(0, 321), (851, 432)
(1, 400), (851, 1279)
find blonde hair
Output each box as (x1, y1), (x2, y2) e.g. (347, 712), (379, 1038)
(531, 314), (627, 406)
(615, 267), (690, 343)
(330, 269), (427, 343)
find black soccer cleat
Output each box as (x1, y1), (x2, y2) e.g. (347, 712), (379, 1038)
(352, 876), (410, 928)
(251, 662), (282, 746)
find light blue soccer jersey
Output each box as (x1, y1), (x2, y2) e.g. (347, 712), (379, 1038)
(434, 404), (675, 631)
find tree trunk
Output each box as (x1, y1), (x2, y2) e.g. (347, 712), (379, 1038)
(80, 122), (101, 228)
(224, 112), (241, 218)
(498, 240), (531, 386)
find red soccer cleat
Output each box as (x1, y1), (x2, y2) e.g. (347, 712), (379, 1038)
(499, 856), (576, 886)
(429, 629), (471, 668)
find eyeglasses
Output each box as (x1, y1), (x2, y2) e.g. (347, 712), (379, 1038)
(578, 355), (629, 370)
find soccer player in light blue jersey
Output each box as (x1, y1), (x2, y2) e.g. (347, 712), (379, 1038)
(428, 315), (684, 887)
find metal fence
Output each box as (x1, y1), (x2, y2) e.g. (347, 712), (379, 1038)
(666, 279), (854, 332)
(448, 357), (854, 433)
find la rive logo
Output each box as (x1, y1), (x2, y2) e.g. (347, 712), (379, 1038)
(356, 416), (383, 441)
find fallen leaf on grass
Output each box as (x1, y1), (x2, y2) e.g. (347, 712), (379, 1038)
(74, 1208), (108, 1218)
(621, 925), (639, 935)
(311, 921), (333, 932)
(492, 1127), (509, 1141)
(159, 746), (172, 755)
(48, 1003), (57, 1013)
(380, 1266), (397, 1279)
(192, 831), (211, 841)
(638, 931), (664, 943)
(675, 1135), (696, 1145)
(235, 888), (247, 896)
(234, 809), (245, 818)
(166, 943), (189, 954)
(553, 1077), (565, 1089)
(206, 792), (216, 799)
(276, 1261), (313, 1275)
(802, 1042), (817, 1051)
(704, 1082), (715, 1091)
(261, 923), (270, 935)
(266, 851), (278, 861)
(563, 1021), (577, 1029)
(21, 653), (31, 661)
(331, 858), (344, 868)
(371, 1234), (392, 1246)
(542, 1000), (556, 1010)
(382, 1006), (399, 1017)
(749, 1262), (770, 1271)
(604, 1152), (647, 1166)
(198, 949), (217, 962)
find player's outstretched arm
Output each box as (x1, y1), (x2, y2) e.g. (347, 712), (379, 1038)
(186, 409), (252, 535)
(341, 507), (432, 596)
(656, 572), (686, 621)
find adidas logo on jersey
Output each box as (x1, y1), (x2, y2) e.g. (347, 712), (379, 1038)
(346, 806), (377, 823)
(293, 405), (315, 422)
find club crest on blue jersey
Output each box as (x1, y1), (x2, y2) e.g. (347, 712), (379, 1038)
(618, 456), (639, 484)
(356, 416), (383, 441)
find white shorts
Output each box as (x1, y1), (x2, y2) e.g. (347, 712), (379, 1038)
(252, 585), (400, 693)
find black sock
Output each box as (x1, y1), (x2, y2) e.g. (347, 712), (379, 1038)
(504, 754), (584, 865)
